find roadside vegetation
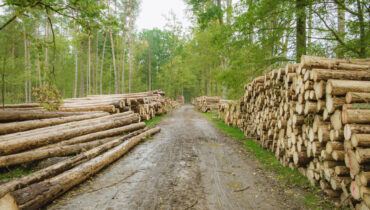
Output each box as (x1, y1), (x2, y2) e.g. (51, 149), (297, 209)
(202, 112), (336, 209)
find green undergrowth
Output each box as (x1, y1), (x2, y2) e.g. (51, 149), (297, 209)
(0, 168), (33, 182)
(145, 113), (168, 128)
(202, 112), (336, 209)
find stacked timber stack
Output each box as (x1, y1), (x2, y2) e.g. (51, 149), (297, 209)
(193, 96), (221, 112)
(217, 100), (243, 127)
(217, 55), (370, 208)
(60, 90), (168, 120)
(0, 110), (161, 209)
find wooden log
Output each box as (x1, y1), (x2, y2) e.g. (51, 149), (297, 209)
(351, 134), (370, 147)
(346, 92), (370, 104)
(300, 55), (370, 70)
(0, 112), (134, 141)
(9, 127), (161, 209)
(326, 80), (370, 96)
(0, 114), (140, 155)
(0, 137), (118, 168)
(360, 172), (370, 187)
(326, 142), (344, 154)
(332, 150), (345, 161)
(38, 122), (146, 148)
(356, 148), (370, 164)
(312, 68), (370, 81)
(342, 109), (370, 124)
(330, 110), (342, 130)
(0, 110), (94, 122)
(326, 95), (346, 114)
(0, 129), (147, 199)
(0, 112), (108, 135)
(335, 166), (349, 176)
(58, 105), (116, 113)
(344, 124), (370, 140)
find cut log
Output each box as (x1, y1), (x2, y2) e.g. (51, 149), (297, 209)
(326, 95), (346, 114)
(346, 92), (370, 104)
(9, 127), (161, 209)
(335, 166), (349, 176)
(0, 128), (147, 199)
(37, 122), (146, 148)
(312, 68), (370, 81)
(344, 124), (370, 140)
(332, 150), (345, 161)
(0, 112), (108, 135)
(360, 172), (370, 186)
(356, 148), (370, 164)
(0, 114), (140, 155)
(326, 142), (344, 154)
(342, 109), (370, 124)
(351, 134), (370, 147)
(326, 80), (370, 96)
(330, 110), (342, 130)
(0, 110), (95, 122)
(301, 55), (370, 70)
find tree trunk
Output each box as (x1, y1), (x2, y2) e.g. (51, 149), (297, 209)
(88, 32), (91, 95)
(9, 128), (160, 210)
(337, 2), (345, 58)
(0, 110), (97, 122)
(100, 31), (107, 94)
(23, 26), (28, 103)
(296, 0), (306, 62)
(129, 0), (133, 93)
(95, 32), (99, 95)
(149, 50), (151, 91)
(327, 80), (370, 96)
(110, 31), (119, 93)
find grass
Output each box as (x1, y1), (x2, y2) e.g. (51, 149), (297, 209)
(145, 113), (168, 128)
(202, 112), (336, 209)
(0, 168), (33, 182)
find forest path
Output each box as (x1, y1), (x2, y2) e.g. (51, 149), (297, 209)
(48, 105), (303, 210)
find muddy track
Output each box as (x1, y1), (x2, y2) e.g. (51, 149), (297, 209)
(48, 105), (304, 210)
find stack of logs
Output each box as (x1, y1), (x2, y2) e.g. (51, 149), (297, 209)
(192, 96), (221, 112)
(59, 90), (168, 120)
(218, 55), (370, 208)
(1, 90), (174, 121)
(0, 91), (172, 209)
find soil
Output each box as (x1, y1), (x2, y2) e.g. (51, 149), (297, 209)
(48, 105), (305, 210)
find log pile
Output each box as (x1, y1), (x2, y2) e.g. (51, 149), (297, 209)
(192, 96), (221, 112)
(0, 91), (174, 209)
(0, 110), (161, 209)
(60, 90), (169, 120)
(217, 55), (370, 208)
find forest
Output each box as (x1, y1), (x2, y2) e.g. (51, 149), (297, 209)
(0, 0), (369, 104)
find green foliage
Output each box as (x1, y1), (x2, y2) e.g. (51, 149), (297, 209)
(0, 168), (33, 182)
(32, 84), (62, 111)
(145, 113), (167, 128)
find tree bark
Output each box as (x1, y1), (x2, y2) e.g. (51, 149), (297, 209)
(129, 0), (133, 93)
(100, 31), (108, 94)
(9, 128), (160, 210)
(0, 114), (139, 155)
(296, 0), (306, 62)
(0, 128), (147, 199)
(110, 31), (119, 93)
(0, 112), (107, 135)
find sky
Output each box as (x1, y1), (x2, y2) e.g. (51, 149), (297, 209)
(136, 0), (192, 31)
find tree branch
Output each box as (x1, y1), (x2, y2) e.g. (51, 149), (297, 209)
(46, 8), (57, 80)
(313, 9), (361, 56)
(0, 15), (18, 31)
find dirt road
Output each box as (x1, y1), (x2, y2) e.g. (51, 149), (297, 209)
(48, 105), (304, 210)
